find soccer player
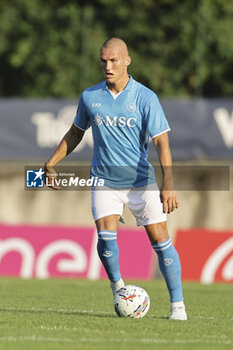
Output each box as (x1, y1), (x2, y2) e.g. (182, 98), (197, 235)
(44, 37), (187, 320)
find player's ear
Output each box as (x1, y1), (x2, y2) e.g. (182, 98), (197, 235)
(125, 56), (131, 66)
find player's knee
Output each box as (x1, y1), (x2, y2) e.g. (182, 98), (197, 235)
(145, 221), (169, 244)
(95, 215), (120, 232)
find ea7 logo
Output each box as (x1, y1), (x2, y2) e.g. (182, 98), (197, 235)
(213, 108), (233, 148)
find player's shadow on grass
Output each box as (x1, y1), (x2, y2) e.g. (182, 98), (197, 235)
(60, 311), (116, 318)
(0, 307), (169, 319)
(151, 314), (169, 320)
(0, 307), (116, 318)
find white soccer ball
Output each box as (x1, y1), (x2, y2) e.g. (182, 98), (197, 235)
(114, 285), (150, 319)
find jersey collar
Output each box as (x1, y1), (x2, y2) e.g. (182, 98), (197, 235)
(104, 75), (134, 92)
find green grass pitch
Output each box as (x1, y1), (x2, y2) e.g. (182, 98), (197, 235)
(0, 278), (232, 350)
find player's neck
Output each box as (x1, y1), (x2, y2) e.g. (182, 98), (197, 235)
(107, 75), (130, 94)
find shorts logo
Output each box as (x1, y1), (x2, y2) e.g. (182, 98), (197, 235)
(26, 168), (45, 188)
(103, 250), (113, 258)
(126, 103), (136, 112)
(163, 258), (173, 266)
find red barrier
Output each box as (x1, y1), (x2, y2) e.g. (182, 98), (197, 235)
(175, 228), (233, 283)
(0, 224), (155, 280)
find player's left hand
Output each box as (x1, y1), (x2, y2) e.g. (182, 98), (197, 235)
(160, 186), (179, 214)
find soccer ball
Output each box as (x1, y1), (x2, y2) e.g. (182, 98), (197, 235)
(114, 285), (150, 319)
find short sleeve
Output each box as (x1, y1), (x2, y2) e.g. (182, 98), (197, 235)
(145, 93), (170, 138)
(74, 94), (91, 130)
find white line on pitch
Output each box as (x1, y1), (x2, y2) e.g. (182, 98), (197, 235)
(0, 336), (73, 343)
(0, 336), (231, 345)
(40, 325), (78, 331)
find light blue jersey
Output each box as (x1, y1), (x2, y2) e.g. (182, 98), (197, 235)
(74, 76), (170, 188)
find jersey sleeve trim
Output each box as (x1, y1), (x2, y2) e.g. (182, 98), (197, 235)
(73, 120), (87, 131)
(151, 128), (171, 139)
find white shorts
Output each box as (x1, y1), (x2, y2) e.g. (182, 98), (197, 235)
(91, 184), (167, 226)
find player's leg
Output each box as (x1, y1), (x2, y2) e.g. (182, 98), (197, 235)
(145, 222), (187, 320)
(92, 188), (125, 295)
(145, 222), (184, 304)
(95, 214), (124, 294)
(128, 186), (187, 320)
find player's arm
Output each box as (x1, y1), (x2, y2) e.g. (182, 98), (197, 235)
(44, 123), (85, 189)
(152, 132), (178, 214)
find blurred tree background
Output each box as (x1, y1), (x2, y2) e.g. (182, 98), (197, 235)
(0, 0), (232, 98)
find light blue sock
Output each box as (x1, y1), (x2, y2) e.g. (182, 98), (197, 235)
(152, 238), (184, 302)
(97, 230), (121, 282)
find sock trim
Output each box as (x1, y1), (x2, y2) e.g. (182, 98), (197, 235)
(98, 230), (117, 241)
(152, 238), (172, 251)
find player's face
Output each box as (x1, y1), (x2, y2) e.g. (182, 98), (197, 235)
(100, 46), (130, 86)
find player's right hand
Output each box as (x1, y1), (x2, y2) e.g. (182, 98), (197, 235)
(44, 163), (61, 190)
